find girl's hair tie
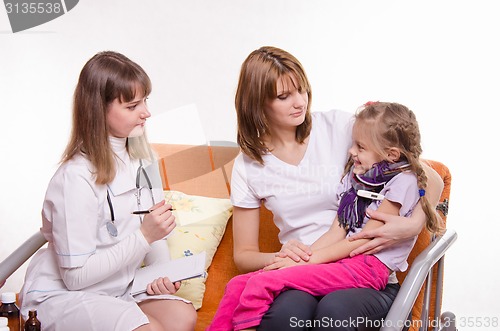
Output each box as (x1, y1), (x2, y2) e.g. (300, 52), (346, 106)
(364, 101), (379, 106)
(419, 189), (426, 197)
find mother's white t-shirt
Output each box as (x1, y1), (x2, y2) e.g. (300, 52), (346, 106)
(231, 109), (354, 246)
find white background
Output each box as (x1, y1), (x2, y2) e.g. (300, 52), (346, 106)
(1, 1), (498, 329)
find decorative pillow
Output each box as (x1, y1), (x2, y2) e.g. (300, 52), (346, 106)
(164, 190), (233, 309)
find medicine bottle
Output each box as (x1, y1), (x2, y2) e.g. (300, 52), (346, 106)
(24, 310), (41, 331)
(0, 316), (11, 330)
(0, 293), (20, 331)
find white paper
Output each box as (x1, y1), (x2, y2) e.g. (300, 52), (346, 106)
(130, 251), (206, 296)
(146, 104), (207, 145)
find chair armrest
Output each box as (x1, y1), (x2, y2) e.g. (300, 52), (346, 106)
(0, 230), (47, 287)
(380, 229), (458, 331)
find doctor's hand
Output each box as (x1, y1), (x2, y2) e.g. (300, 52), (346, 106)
(140, 200), (176, 244)
(146, 277), (181, 295)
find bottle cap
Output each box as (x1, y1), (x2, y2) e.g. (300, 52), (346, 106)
(0, 317), (7, 326)
(0, 292), (16, 304)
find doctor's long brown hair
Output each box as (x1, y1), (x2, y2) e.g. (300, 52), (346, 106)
(62, 51), (152, 185)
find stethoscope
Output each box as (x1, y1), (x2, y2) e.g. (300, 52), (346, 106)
(105, 160), (155, 237)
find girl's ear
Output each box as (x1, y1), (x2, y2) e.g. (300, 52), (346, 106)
(387, 147), (401, 162)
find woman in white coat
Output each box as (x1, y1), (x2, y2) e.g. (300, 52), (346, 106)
(20, 51), (197, 331)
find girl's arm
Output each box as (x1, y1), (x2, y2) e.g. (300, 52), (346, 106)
(308, 218), (347, 251)
(308, 199), (400, 264)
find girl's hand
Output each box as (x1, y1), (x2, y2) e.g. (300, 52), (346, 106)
(140, 200), (176, 244)
(277, 239), (312, 263)
(264, 256), (306, 271)
(146, 277), (181, 295)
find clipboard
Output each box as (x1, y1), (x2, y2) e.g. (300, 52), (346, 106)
(130, 251), (206, 296)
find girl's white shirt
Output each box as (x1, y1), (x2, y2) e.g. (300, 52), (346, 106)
(231, 109), (354, 246)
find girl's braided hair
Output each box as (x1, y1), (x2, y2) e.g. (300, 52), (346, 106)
(353, 101), (442, 233)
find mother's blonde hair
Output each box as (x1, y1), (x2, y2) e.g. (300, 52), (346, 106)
(62, 51), (152, 185)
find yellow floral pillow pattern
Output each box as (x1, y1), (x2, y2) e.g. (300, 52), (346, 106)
(164, 190), (233, 309)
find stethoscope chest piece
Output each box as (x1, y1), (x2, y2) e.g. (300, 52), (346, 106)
(106, 221), (118, 237)
(106, 190), (118, 237)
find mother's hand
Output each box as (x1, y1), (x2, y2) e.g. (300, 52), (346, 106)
(276, 239), (312, 263)
(348, 206), (425, 256)
(264, 256), (305, 271)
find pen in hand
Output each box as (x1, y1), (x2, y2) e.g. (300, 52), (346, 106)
(132, 208), (175, 215)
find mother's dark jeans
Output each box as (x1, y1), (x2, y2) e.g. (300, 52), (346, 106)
(258, 283), (400, 330)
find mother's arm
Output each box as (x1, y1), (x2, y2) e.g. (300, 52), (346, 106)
(349, 161), (444, 256)
(232, 206), (277, 273)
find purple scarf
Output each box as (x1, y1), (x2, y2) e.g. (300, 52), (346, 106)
(337, 161), (409, 233)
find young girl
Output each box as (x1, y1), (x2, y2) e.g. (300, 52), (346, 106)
(20, 51), (197, 331)
(208, 101), (442, 331)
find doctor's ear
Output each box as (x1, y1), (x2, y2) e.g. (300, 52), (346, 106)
(386, 147), (401, 162)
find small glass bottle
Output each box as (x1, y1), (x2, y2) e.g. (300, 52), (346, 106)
(0, 316), (11, 330)
(24, 310), (41, 331)
(0, 293), (20, 331)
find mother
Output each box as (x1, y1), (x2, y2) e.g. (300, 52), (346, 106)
(229, 46), (442, 330)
